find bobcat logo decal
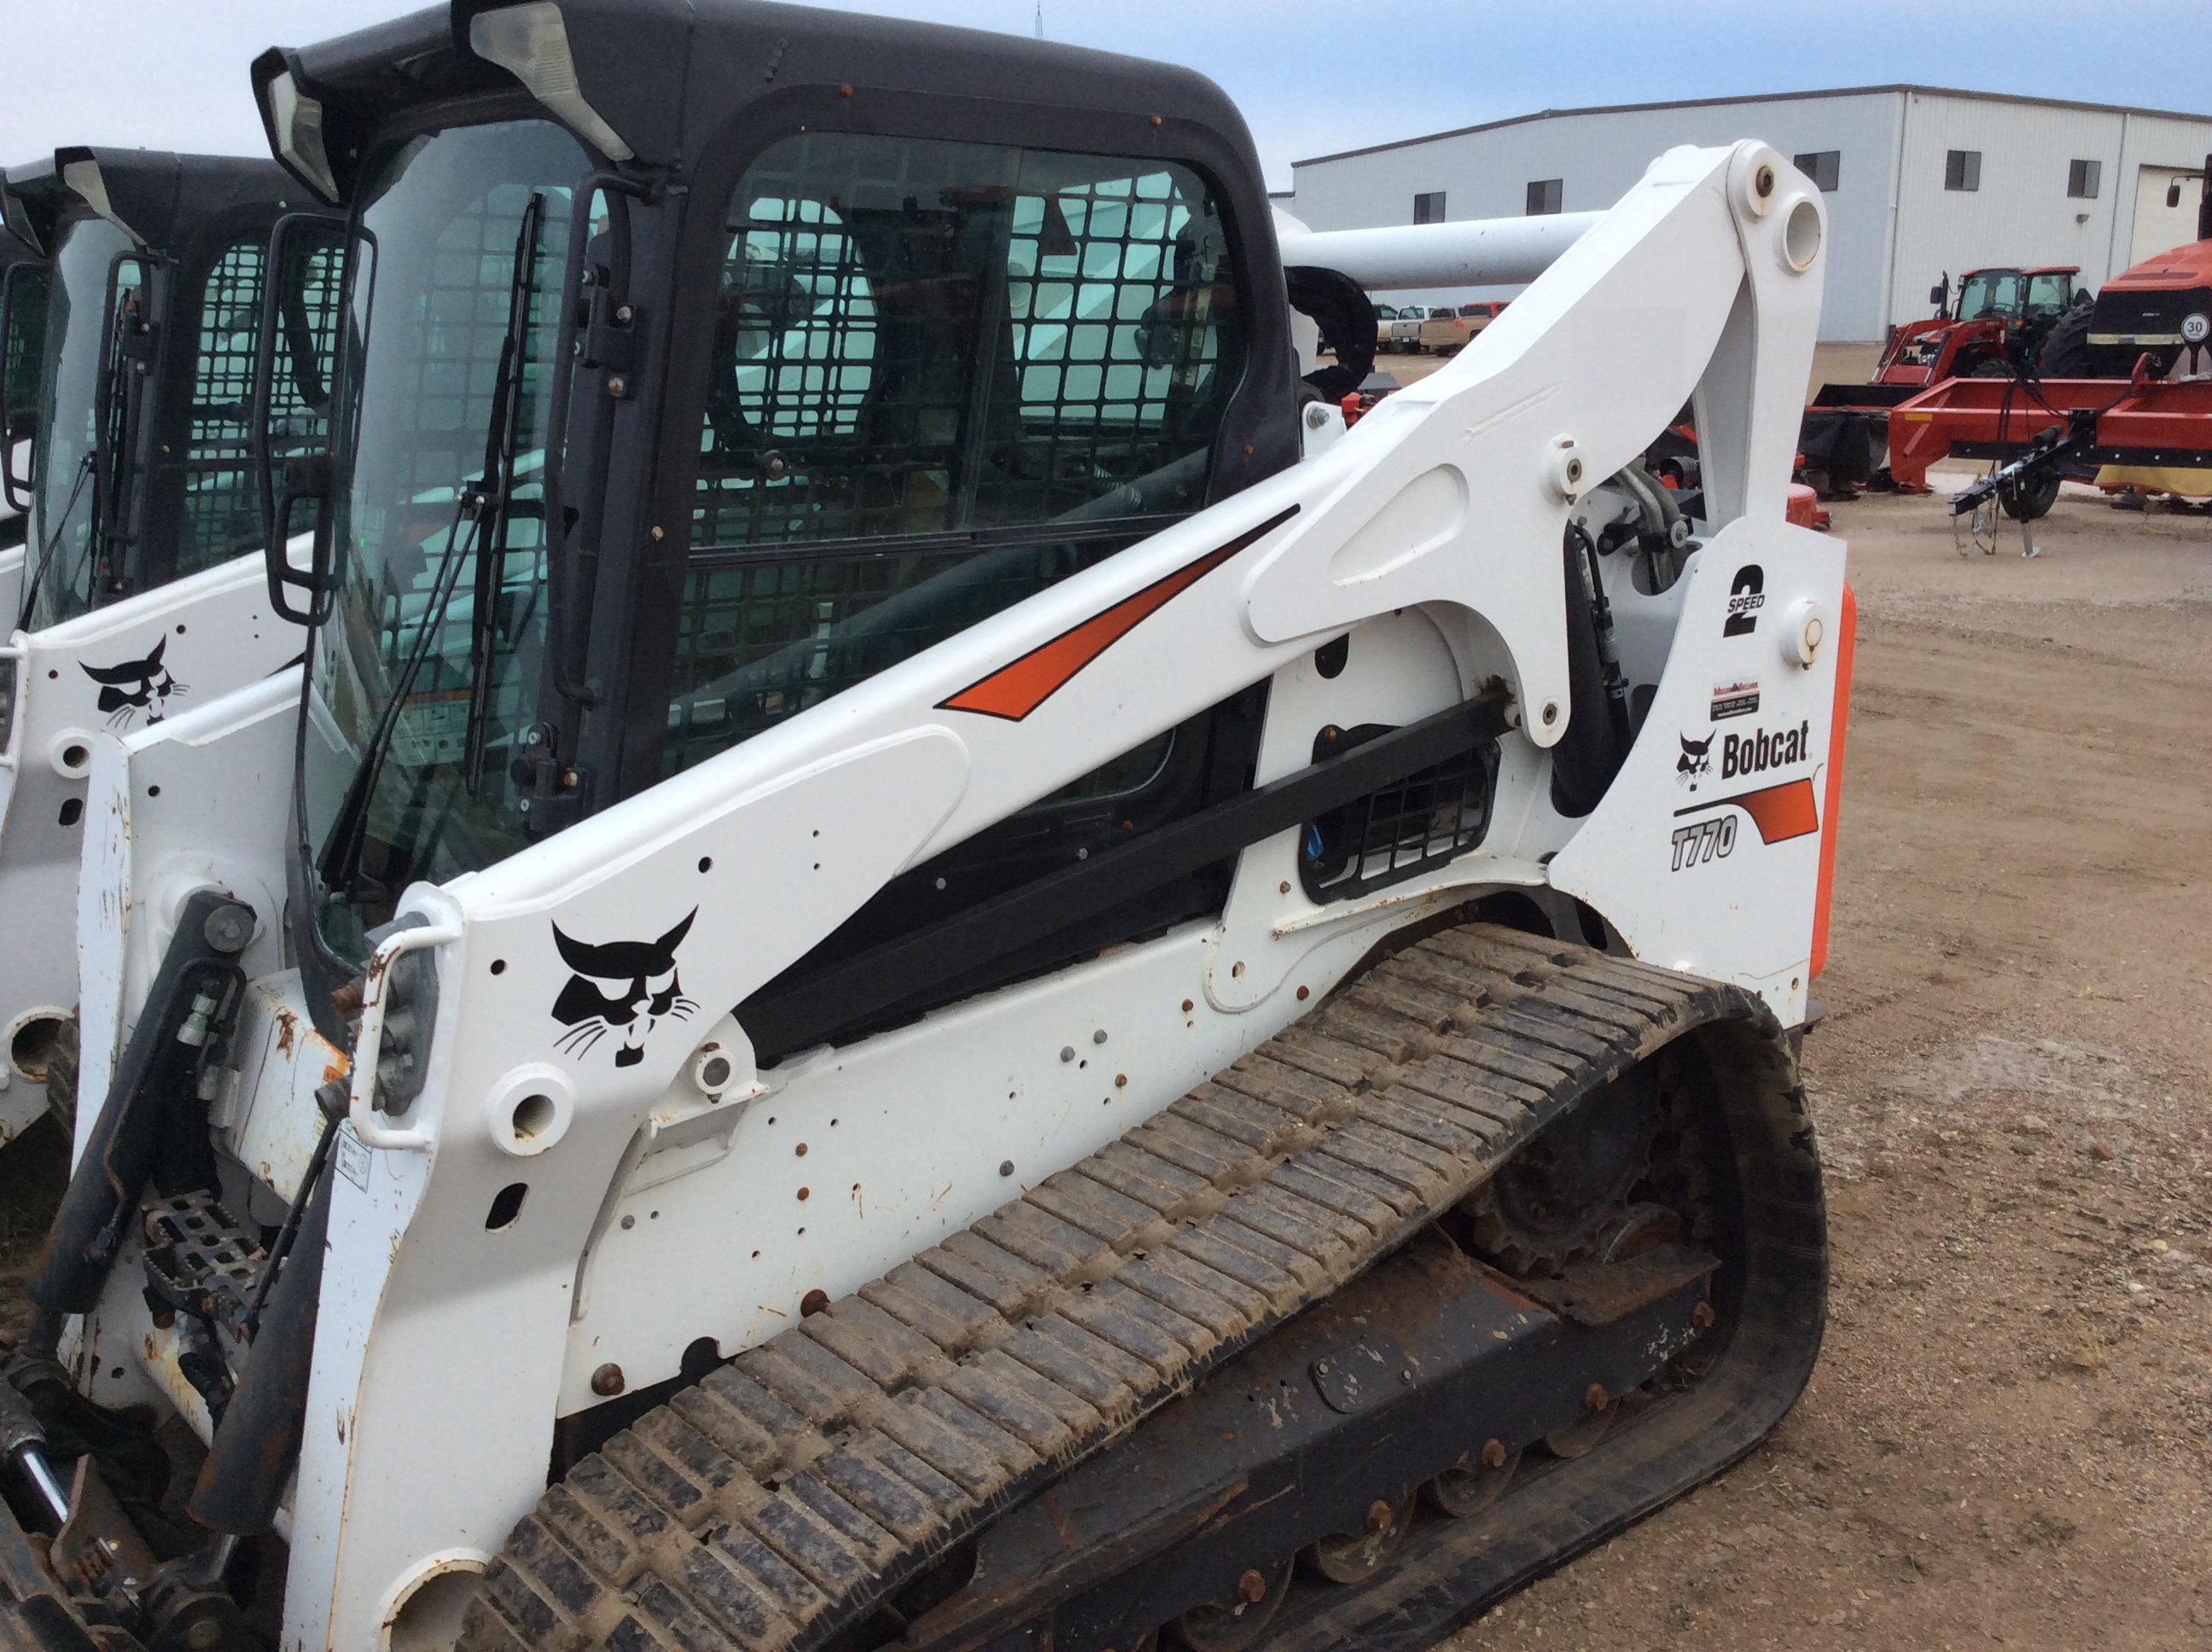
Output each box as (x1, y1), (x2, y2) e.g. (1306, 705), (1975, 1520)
(82, 637), (186, 728)
(1677, 733), (1713, 791)
(550, 909), (699, 1067)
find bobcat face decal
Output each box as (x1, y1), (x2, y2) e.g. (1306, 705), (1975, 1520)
(550, 909), (699, 1067)
(82, 636), (186, 728)
(1677, 733), (1713, 791)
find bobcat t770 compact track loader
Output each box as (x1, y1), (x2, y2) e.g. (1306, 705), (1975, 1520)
(0, 149), (329, 1143)
(0, 5), (1849, 1651)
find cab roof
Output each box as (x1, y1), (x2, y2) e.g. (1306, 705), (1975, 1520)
(259, 0), (1265, 209)
(0, 148), (294, 258)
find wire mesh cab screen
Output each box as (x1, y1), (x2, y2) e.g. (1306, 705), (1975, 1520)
(179, 236), (341, 577)
(667, 132), (1245, 776)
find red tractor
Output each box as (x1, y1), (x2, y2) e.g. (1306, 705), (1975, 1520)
(1877, 265), (2081, 386)
(1800, 265), (2080, 495)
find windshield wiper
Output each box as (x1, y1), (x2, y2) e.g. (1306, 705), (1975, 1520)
(315, 193), (547, 904)
(16, 453), (94, 632)
(462, 190), (545, 795)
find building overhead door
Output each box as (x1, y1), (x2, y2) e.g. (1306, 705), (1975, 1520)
(2131, 166), (2203, 265)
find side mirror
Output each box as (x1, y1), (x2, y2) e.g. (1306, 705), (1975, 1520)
(251, 212), (351, 625)
(2169, 182), (2185, 209)
(0, 263), (47, 515)
(1928, 280), (1947, 311)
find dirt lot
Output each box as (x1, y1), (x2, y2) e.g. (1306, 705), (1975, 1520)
(1448, 481), (2212, 1649)
(0, 468), (2206, 1649)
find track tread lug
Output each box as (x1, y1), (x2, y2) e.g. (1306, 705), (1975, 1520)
(1137, 1243), (1272, 1320)
(1172, 1085), (1296, 1147)
(1282, 1148), (1423, 1218)
(860, 1265), (1003, 1352)
(742, 1492), (875, 1594)
(604, 1430), (714, 1524)
(1310, 1003), (1426, 1062)
(971, 1347), (1100, 1431)
(872, 1393), (1018, 1495)
(797, 1297), (950, 1390)
(922, 1235), (1047, 1315)
(1126, 1114), (1250, 1181)
(1214, 1053), (1347, 1114)
(681, 1538), (806, 1649)
(1110, 1255), (1245, 1335)
(1057, 1290), (1196, 1373)
(1173, 1220), (1315, 1297)
(940, 1364), (1079, 1455)
(634, 1573), (763, 1652)
(1231, 1184), (1367, 1254)
(1026, 1173), (1155, 1244)
(707, 1526), (828, 1623)
(986, 1200), (1117, 1269)
(733, 1341), (876, 1431)
(695, 1368), (816, 1458)
(1001, 1321), (1144, 1409)
(809, 1444), (941, 1544)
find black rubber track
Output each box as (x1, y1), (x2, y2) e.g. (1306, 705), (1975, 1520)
(457, 923), (1825, 1652)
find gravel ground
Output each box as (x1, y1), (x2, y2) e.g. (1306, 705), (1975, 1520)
(0, 469), (2205, 1649)
(1446, 483), (2212, 1649)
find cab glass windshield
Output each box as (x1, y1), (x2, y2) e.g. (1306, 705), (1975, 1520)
(1955, 270), (2023, 323)
(306, 118), (585, 963)
(24, 216), (133, 628)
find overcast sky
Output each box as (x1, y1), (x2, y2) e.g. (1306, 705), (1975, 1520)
(3, 0), (2203, 193)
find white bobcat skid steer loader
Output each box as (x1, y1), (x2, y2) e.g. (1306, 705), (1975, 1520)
(0, 149), (336, 1143)
(0, 5), (1848, 1652)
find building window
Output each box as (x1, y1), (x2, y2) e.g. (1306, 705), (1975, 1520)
(2067, 159), (2102, 200)
(1412, 191), (1446, 224)
(1792, 150), (1841, 192)
(1525, 178), (1563, 216)
(1944, 149), (1982, 192)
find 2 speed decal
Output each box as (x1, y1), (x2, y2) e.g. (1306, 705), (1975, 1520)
(1722, 564), (1764, 637)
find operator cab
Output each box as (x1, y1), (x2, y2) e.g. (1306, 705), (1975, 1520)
(0, 150), (306, 631)
(1936, 265), (2077, 325)
(253, 0), (1301, 1055)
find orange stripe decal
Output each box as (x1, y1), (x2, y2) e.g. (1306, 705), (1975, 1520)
(1733, 777), (1820, 843)
(1810, 582), (1857, 978)
(1676, 776), (1819, 844)
(938, 506), (1300, 722)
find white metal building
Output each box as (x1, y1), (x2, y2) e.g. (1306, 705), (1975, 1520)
(1287, 87), (2212, 341)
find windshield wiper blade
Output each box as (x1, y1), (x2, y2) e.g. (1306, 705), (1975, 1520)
(315, 193), (548, 901)
(17, 454), (95, 632)
(462, 190), (545, 796)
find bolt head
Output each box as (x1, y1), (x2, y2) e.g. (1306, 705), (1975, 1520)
(800, 1288), (830, 1317)
(1584, 1382), (1610, 1412)
(591, 1362), (626, 1397)
(1237, 1568), (1267, 1604)
(1364, 1498), (1395, 1534)
(1755, 164), (1775, 197)
(1481, 1437), (1507, 1469)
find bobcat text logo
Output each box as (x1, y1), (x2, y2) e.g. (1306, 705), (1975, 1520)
(1676, 733), (1713, 790)
(1720, 719), (1811, 780)
(81, 637), (186, 728)
(550, 909), (699, 1067)
(1722, 565), (1765, 637)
